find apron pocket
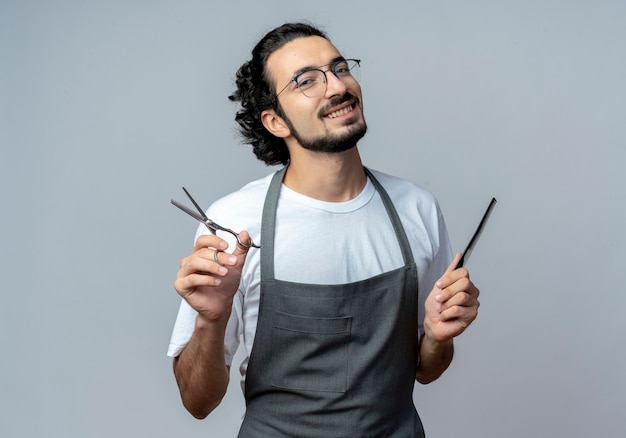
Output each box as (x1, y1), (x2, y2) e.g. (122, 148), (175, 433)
(270, 311), (352, 393)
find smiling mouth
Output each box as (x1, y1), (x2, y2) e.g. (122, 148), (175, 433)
(325, 104), (354, 119)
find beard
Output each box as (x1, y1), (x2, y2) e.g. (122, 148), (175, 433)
(278, 95), (368, 154)
(294, 120), (367, 154)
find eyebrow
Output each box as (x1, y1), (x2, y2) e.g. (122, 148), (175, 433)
(291, 56), (347, 78)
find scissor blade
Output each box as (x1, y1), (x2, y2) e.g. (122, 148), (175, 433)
(182, 187), (209, 221)
(171, 199), (207, 225)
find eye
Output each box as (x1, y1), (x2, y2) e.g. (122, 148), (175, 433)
(334, 61), (350, 75)
(296, 71), (323, 89)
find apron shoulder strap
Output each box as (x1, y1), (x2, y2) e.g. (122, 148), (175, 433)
(363, 167), (415, 266)
(260, 166), (287, 281)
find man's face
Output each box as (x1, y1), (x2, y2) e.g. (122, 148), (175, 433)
(266, 36), (367, 154)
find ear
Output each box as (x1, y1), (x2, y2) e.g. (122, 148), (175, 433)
(261, 109), (291, 138)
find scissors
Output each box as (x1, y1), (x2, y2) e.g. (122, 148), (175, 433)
(171, 187), (261, 249)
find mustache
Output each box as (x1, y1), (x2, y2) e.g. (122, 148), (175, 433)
(318, 93), (359, 117)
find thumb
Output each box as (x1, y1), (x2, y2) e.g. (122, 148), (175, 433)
(445, 252), (462, 274)
(435, 252), (462, 290)
(232, 230), (254, 259)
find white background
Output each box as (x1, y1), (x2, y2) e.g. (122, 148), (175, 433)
(1, 1), (625, 436)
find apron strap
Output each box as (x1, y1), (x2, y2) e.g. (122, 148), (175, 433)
(260, 166), (287, 281)
(364, 168), (415, 266)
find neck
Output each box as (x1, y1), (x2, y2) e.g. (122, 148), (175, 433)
(283, 147), (367, 202)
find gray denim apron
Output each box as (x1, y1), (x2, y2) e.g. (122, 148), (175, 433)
(238, 167), (425, 438)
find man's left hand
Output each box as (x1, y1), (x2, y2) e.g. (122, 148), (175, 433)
(424, 253), (481, 343)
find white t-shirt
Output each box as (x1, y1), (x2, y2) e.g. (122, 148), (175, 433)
(167, 169), (452, 383)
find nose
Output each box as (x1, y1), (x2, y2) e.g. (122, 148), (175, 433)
(323, 70), (348, 98)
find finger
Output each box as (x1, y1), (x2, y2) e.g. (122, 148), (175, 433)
(438, 289), (480, 312)
(194, 233), (229, 252)
(435, 276), (476, 304)
(212, 249), (239, 268)
(232, 230), (253, 258)
(213, 249), (225, 266)
(442, 277), (480, 300)
(175, 271), (224, 294)
(445, 252), (463, 275)
(435, 252), (463, 290)
(439, 301), (479, 325)
(179, 253), (229, 278)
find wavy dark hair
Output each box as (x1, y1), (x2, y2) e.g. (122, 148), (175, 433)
(228, 22), (328, 166)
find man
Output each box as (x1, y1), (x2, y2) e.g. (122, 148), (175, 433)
(168, 22), (480, 437)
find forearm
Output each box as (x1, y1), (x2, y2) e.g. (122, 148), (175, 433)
(415, 334), (454, 384)
(173, 315), (231, 419)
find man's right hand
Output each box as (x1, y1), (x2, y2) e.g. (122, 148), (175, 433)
(174, 232), (251, 323)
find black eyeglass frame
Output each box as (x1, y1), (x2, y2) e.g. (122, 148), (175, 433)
(274, 58), (361, 99)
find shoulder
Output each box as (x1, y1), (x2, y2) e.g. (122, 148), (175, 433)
(366, 168), (439, 210)
(208, 172), (275, 214)
(366, 167), (446, 241)
(195, 171), (278, 242)
(366, 167), (451, 266)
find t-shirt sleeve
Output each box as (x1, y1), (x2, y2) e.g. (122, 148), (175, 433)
(166, 298), (198, 357)
(417, 199), (453, 339)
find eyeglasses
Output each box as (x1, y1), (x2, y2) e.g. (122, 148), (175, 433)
(276, 58), (361, 99)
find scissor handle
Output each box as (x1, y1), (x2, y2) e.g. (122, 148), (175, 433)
(172, 189), (261, 249)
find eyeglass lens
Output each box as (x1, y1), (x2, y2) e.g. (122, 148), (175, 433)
(295, 59), (361, 98)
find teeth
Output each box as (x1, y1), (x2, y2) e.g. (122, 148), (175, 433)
(327, 105), (353, 119)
